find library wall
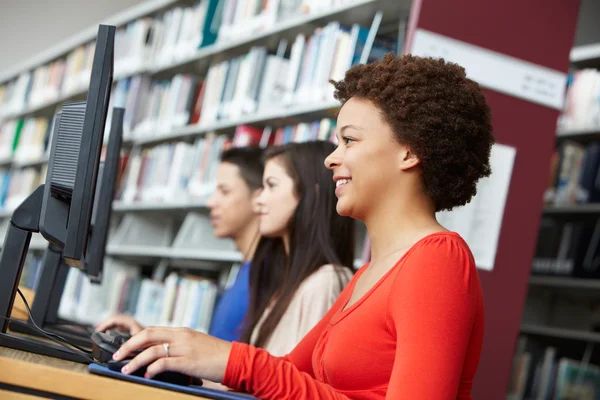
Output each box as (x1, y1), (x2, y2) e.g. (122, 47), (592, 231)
(0, 0), (144, 71)
(407, 0), (581, 398)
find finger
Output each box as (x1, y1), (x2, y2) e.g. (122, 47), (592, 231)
(121, 343), (169, 375)
(95, 317), (120, 332)
(144, 356), (183, 379)
(130, 324), (143, 335)
(114, 327), (172, 361)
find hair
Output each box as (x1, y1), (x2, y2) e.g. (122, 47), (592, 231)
(331, 53), (495, 212)
(240, 140), (355, 348)
(220, 146), (264, 191)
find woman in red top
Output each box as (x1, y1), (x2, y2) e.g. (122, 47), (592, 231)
(114, 54), (494, 399)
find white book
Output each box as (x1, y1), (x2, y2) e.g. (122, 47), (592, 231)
(283, 34), (306, 106)
(258, 56), (290, 112)
(198, 282), (218, 333)
(159, 273), (180, 325)
(182, 280), (201, 329)
(171, 278), (191, 327)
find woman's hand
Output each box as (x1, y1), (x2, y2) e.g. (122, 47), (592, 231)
(112, 327), (233, 383)
(94, 314), (144, 335)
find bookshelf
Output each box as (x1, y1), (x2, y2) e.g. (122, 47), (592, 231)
(521, 324), (600, 344)
(0, 0), (407, 123)
(0, 0), (388, 357)
(0, 0), (184, 84)
(512, 13), (600, 395)
(570, 43), (600, 68)
(0, 0), (585, 398)
(529, 275), (600, 290)
(543, 203), (600, 216)
(557, 128), (600, 143)
(112, 200), (208, 213)
(128, 99), (342, 147)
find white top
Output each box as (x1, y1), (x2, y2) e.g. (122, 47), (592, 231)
(250, 264), (353, 357)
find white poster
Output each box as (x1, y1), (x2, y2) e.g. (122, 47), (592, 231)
(410, 29), (566, 110)
(436, 143), (516, 271)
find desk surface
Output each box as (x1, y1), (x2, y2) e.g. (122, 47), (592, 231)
(0, 346), (206, 399)
(2, 288), (230, 399)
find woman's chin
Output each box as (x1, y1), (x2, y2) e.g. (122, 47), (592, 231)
(259, 227), (285, 238)
(335, 199), (353, 217)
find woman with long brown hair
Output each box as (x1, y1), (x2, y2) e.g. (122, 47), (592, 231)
(242, 140), (356, 356)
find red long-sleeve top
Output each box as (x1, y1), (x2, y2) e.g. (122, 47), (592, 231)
(223, 232), (485, 399)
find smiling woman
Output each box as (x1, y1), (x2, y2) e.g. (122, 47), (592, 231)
(240, 141), (356, 356)
(114, 54), (495, 400)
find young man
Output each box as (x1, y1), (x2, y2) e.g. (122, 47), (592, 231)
(95, 146), (264, 342)
(206, 146), (263, 340)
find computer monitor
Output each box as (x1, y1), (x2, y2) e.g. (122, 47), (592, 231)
(8, 107), (124, 348)
(0, 24), (116, 363)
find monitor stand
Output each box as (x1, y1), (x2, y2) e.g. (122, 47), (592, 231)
(9, 244), (94, 348)
(0, 185), (90, 364)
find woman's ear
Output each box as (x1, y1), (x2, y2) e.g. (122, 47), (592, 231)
(398, 145), (420, 171)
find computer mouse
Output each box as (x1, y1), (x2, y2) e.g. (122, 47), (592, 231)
(90, 331), (140, 363)
(105, 329), (132, 342)
(106, 359), (203, 387)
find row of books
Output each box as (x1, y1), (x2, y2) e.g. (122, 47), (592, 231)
(0, 116), (337, 215)
(0, 167), (46, 212)
(104, 16), (394, 142)
(57, 257), (221, 331)
(508, 336), (600, 400)
(19, 253), (44, 290)
(0, 116), (52, 164)
(0, 41), (95, 119)
(0, 0), (369, 122)
(116, 119), (336, 205)
(114, 1), (220, 78)
(118, 132), (226, 204)
(557, 69), (600, 134)
(532, 216), (600, 278)
(106, 74), (200, 140)
(545, 140), (600, 206)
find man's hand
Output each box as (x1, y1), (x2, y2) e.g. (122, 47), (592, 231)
(94, 314), (144, 335)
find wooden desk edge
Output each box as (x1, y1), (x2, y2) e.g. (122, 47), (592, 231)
(0, 356), (207, 400)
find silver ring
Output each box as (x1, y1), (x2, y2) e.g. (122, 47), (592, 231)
(163, 343), (169, 358)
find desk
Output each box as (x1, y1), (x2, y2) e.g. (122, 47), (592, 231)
(2, 289), (209, 399)
(0, 347), (206, 399)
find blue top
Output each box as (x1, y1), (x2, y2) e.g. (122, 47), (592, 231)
(209, 261), (251, 342)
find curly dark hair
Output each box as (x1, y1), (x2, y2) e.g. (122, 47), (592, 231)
(331, 53), (494, 212)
